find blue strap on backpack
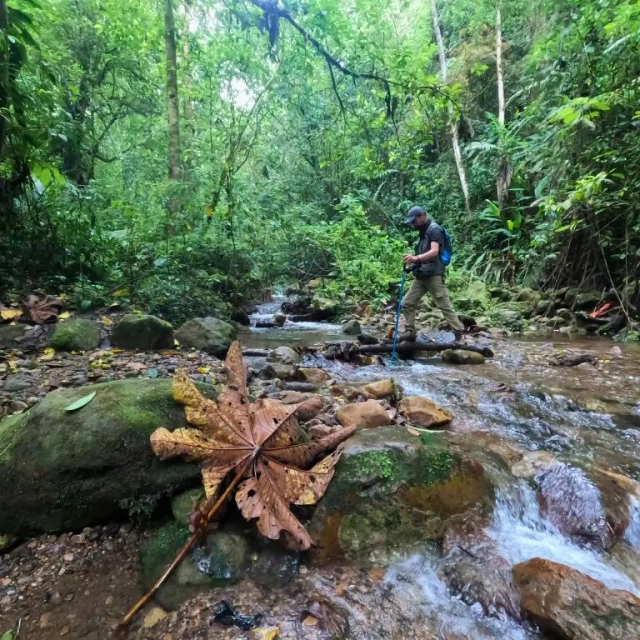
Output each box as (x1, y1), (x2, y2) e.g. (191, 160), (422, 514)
(440, 227), (453, 266)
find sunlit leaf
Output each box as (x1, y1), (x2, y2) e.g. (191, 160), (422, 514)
(0, 309), (22, 321)
(65, 391), (97, 412)
(39, 347), (55, 361)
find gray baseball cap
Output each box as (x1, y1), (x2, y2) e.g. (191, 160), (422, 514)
(405, 206), (425, 224)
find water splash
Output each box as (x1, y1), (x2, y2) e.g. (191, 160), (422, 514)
(385, 555), (532, 640)
(625, 497), (640, 550)
(487, 483), (640, 594)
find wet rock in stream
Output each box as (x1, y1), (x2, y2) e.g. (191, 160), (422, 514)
(441, 513), (521, 620)
(139, 523), (250, 610)
(335, 399), (392, 429)
(309, 426), (494, 562)
(514, 557), (640, 640)
(535, 464), (611, 550)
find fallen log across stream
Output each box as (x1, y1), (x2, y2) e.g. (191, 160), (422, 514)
(321, 340), (494, 360)
(359, 341), (494, 358)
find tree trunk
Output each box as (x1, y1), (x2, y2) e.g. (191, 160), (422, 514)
(164, 0), (180, 184)
(181, 1), (194, 181)
(496, 1), (505, 127)
(495, 1), (510, 209)
(430, 0), (471, 214)
(0, 0), (9, 157)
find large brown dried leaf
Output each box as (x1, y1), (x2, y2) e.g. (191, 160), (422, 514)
(149, 340), (360, 549)
(22, 295), (64, 324)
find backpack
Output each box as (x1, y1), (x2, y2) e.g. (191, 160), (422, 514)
(440, 227), (453, 266)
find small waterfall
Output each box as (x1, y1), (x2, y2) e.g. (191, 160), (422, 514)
(251, 295), (287, 324)
(625, 497), (640, 550)
(487, 482), (640, 594)
(384, 555), (531, 640)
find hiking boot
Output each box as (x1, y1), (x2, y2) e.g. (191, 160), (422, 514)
(382, 330), (417, 344)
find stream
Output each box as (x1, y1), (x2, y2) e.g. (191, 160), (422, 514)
(240, 296), (640, 639)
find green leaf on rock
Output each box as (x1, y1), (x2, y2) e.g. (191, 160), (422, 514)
(65, 391), (97, 412)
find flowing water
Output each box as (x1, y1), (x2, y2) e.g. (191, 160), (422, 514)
(241, 298), (640, 639)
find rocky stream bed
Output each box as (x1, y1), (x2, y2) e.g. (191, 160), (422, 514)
(1, 296), (640, 640)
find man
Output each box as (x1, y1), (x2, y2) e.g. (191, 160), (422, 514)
(398, 205), (464, 341)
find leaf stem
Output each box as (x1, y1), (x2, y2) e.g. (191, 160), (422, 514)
(118, 456), (254, 631)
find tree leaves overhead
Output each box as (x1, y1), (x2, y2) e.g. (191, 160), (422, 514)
(150, 341), (360, 550)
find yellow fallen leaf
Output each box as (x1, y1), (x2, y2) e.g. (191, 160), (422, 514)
(142, 606), (167, 628)
(58, 311), (72, 321)
(101, 316), (113, 325)
(109, 349), (125, 354)
(8, 360), (17, 370)
(253, 627), (280, 640)
(126, 362), (147, 371)
(1, 309), (22, 321)
(197, 366), (210, 374)
(302, 616), (318, 627)
(39, 348), (56, 361)
(174, 339), (180, 346)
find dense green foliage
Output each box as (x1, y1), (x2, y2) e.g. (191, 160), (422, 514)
(1, 0), (639, 321)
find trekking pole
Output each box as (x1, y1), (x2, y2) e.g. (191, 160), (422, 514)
(391, 268), (407, 365)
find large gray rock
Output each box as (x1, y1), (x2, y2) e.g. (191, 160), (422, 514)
(492, 309), (524, 331)
(309, 427), (494, 562)
(50, 319), (101, 352)
(0, 325), (29, 349)
(0, 379), (217, 534)
(535, 463), (611, 550)
(111, 314), (174, 350)
(140, 523), (250, 609)
(267, 345), (302, 366)
(342, 319), (361, 335)
(174, 317), (237, 357)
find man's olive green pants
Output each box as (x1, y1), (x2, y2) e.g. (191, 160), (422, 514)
(402, 274), (464, 333)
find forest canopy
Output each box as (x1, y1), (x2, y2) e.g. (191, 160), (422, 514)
(1, 0), (639, 324)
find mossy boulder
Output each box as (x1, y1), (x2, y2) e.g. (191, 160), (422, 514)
(311, 295), (340, 319)
(455, 280), (491, 313)
(492, 308), (524, 331)
(0, 324), (29, 349)
(171, 487), (205, 524)
(574, 290), (605, 310)
(50, 319), (101, 352)
(309, 427), (494, 562)
(111, 314), (174, 350)
(140, 522), (250, 610)
(442, 349), (485, 365)
(175, 317), (237, 357)
(514, 288), (542, 304)
(0, 378), (219, 535)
